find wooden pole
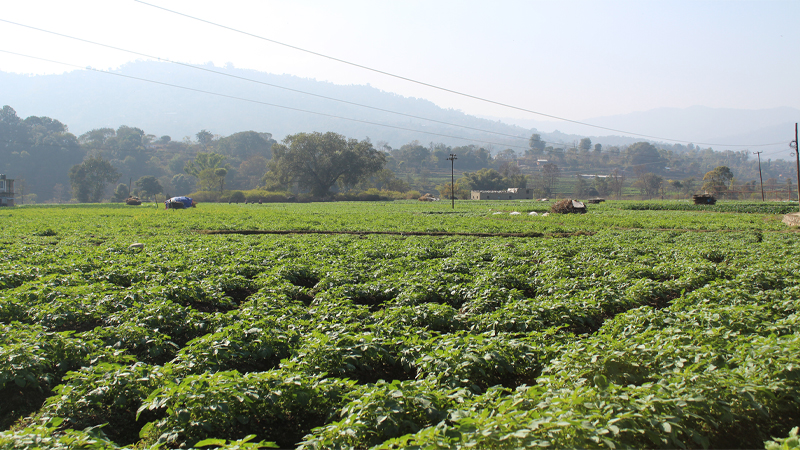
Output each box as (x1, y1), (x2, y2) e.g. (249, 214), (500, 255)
(447, 153), (457, 208)
(754, 151), (765, 201)
(794, 123), (799, 210)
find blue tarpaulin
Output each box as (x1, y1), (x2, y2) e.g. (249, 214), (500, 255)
(165, 196), (194, 209)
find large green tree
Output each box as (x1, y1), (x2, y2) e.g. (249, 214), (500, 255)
(171, 174), (193, 195)
(579, 138), (592, 153)
(196, 129), (215, 150)
(397, 141), (430, 174)
(112, 183), (129, 202)
(2, 106), (84, 200)
(236, 155), (269, 189)
(541, 163), (560, 193)
(68, 156), (120, 202)
(79, 126), (147, 157)
(198, 167), (228, 192)
(78, 128), (115, 149)
(265, 132), (386, 197)
(184, 152), (230, 192)
(574, 176), (588, 197)
(608, 169), (625, 199)
(634, 172), (663, 199)
(593, 175), (609, 197)
(184, 152), (229, 178)
(216, 131), (275, 160)
(626, 142), (664, 170)
(702, 166), (734, 196)
(458, 169), (527, 191)
(135, 175), (163, 200)
(528, 134), (545, 154)
(0, 105), (30, 144)
(452, 145), (492, 170)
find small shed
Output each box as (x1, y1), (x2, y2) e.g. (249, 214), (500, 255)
(692, 193), (716, 205)
(551, 198), (587, 214)
(0, 174), (15, 207)
(471, 187), (535, 200)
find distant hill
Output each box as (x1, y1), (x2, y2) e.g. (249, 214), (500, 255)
(3, 61), (797, 154)
(586, 106), (800, 149)
(491, 106), (800, 153)
(1, 61), (542, 151)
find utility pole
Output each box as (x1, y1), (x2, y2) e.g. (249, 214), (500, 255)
(754, 151), (765, 201)
(447, 153), (457, 209)
(793, 123), (799, 211)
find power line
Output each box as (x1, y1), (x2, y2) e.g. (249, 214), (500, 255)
(2, 49), (794, 176)
(133, 0), (787, 149)
(0, 19), (554, 146)
(755, 145), (797, 159)
(0, 49), (535, 151)
(2, 19), (791, 152)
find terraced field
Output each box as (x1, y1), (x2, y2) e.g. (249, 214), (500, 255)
(1, 201), (798, 449)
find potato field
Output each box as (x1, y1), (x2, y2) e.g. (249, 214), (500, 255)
(1, 201), (798, 449)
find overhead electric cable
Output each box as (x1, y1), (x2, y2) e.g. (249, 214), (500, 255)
(0, 19), (552, 145)
(0, 49), (533, 151)
(132, 0), (786, 148)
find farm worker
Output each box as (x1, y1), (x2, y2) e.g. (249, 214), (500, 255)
(165, 196), (196, 209)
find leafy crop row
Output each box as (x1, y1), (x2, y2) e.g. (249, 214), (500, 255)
(0, 203), (798, 448)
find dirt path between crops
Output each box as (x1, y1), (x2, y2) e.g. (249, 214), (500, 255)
(195, 229), (597, 238)
(195, 227), (800, 237)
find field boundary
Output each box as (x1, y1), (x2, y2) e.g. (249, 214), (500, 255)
(194, 227), (800, 237)
(194, 229), (596, 238)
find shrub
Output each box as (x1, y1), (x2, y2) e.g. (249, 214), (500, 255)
(229, 191), (246, 203)
(137, 371), (355, 449)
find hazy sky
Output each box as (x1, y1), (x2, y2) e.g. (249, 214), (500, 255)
(1, 0), (798, 125)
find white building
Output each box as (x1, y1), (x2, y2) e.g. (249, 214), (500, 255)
(471, 187), (535, 200)
(0, 175), (14, 207)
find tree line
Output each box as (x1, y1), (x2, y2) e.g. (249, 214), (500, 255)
(1, 105), (796, 203)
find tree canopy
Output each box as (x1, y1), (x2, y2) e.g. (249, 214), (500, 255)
(528, 134), (545, 154)
(2, 106), (83, 201)
(265, 132), (386, 197)
(196, 129), (214, 149)
(183, 152), (230, 192)
(633, 172), (664, 199)
(397, 141), (430, 174)
(216, 131), (275, 160)
(68, 156), (120, 202)
(541, 163), (560, 192)
(184, 152), (229, 178)
(702, 166), (734, 195)
(458, 168), (526, 191)
(3, 103), (799, 202)
(626, 142), (664, 170)
(135, 175), (163, 200)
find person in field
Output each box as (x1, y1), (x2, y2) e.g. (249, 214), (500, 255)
(165, 196), (196, 209)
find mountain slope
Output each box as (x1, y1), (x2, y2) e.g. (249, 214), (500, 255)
(3, 62), (796, 153)
(1, 61), (537, 150)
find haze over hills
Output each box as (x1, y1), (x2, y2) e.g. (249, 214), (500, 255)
(1, 61), (797, 153)
(487, 106), (800, 153)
